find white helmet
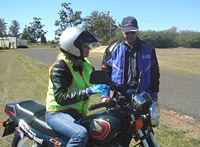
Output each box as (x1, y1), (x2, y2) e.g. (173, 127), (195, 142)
(60, 27), (98, 57)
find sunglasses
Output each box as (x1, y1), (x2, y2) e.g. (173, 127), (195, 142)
(125, 31), (137, 35)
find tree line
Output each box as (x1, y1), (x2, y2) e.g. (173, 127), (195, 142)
(0, 2), (200, 48)
(138, 27), (200, 48)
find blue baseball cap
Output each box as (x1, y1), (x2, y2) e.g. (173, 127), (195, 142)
(121, 16), (139, 33)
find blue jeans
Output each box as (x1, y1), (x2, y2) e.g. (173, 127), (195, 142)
(45, 110), (89, 147)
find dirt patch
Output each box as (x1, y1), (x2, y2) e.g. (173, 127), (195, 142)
(160, 108), (200, 138)
(91, 46), (107, 53)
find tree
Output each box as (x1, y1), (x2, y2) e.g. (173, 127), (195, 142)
(54, 2), (82, 39)
(0, 18), (7, 37)
(40, 34), (47, 43)
(179, 31), (200, 48)
(166, 26), (178, 48)
(9, 20), (20, 37)
(138, 30), (155, 46)
(107, 27), (123, 45)
(21, 18), (47, 43)
(21, 25), (30, 40)
(83, 11), (118, 45)
(28, 17), (47, 43)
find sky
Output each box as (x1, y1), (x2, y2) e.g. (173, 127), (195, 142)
(1, 0), (200, 41)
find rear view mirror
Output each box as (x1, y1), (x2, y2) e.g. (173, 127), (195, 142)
(89, 70), (110, 85)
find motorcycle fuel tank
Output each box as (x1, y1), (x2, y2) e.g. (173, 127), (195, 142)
(80, 109), (126, 143)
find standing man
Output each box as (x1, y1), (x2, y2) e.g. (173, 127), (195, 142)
(101, 16), (160, 102)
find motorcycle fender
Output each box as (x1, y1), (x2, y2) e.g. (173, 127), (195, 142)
(2, 120), (17, 137)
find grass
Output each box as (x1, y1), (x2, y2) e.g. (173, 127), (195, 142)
(0, 48), (200, 146)
(156, 47), (200, 75)
(154, 125), (200, 147)
(0, 49), (48, 145)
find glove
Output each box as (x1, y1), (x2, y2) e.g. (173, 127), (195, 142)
(101, 91), (111, 102)
(127, 89), (136, 95)
(111, 82), (127, 95)
(86, 84), (110, 95)
(101, 92), (110, 98)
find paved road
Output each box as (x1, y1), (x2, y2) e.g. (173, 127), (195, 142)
(18, 49), (200, 121)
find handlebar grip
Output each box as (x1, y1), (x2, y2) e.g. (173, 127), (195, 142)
(88, 102), (108, 111)
(88, 100), (115, 111)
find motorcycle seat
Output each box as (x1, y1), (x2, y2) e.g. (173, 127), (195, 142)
(31, 113), (60, 137)
(16, 100), (46, 124)
(15, 100), (60, 137)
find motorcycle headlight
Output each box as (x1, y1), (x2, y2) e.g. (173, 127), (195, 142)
(149, 102), (160, 127)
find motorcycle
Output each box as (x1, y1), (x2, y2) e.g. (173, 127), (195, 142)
(1, 70), (160, 147)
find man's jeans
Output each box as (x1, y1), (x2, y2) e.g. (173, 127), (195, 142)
(45, 111), (89, 147)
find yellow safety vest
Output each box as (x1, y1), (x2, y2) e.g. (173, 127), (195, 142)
(46, 55), (93, 116)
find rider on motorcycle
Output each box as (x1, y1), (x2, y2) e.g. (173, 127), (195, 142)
(45, 27), (110, 147)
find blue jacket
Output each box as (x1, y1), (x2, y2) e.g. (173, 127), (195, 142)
(104, 39), (159, 97)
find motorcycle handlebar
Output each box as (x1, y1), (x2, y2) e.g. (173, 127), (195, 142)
(88, 99), (115, 111)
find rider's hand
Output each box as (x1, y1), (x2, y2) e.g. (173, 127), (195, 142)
(101, 89), (111, 102)
(86, 84), (110, 95)
(101, 97), (111, 102)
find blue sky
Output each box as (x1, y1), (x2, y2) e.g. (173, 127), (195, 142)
(1, 0), (200, 41)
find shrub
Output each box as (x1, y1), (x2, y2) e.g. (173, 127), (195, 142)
(0, 46), (9, 49)
(17, 45), (28, 48)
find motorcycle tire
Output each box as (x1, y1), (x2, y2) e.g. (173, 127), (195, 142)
(12, 135), (38, 147)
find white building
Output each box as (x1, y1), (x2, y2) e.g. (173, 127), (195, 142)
(0, 37), (28, 49)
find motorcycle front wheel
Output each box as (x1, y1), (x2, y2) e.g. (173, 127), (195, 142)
(12, 135), (38, 147)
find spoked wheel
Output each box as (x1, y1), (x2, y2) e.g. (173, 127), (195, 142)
(12, 135), (37, 147)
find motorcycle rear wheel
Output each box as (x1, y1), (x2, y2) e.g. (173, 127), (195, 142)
(12, 135), (38, 147)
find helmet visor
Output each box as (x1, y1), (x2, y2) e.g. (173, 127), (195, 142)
(82, 42), (101, 50)
(74, 31), (98, 47)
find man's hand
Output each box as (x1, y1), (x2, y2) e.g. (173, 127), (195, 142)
(152, 97), (158, 102)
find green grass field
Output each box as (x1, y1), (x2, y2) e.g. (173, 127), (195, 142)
(156, 47), (200, 75)
(0, 48), (200, 146)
